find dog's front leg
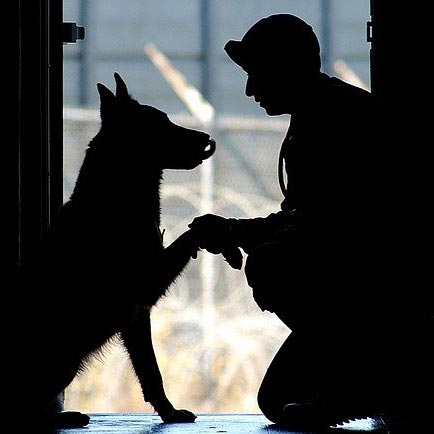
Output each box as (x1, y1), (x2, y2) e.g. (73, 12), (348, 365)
(120, 305), (196, 423)
(147, 230), (199, 305)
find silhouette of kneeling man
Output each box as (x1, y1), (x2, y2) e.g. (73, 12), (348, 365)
(189, 13), (432, 431)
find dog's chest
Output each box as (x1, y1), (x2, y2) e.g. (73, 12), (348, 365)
(139, 215), (164, 253)
(154, 220), (165, 248)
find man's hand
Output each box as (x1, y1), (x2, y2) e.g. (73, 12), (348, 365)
(188, 214), (243, 269)
(219, 246), (243, 270)
(189, 214), (230, 234)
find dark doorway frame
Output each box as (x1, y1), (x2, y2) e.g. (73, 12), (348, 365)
(369, 0), (403, 123)
(9, 0), (63, 275)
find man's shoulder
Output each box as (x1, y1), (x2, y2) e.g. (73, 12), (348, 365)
(319, 74), (390, 120)
(324, 74), (372, 104)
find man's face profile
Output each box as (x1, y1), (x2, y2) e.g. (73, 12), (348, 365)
(244, 63), (300, 116)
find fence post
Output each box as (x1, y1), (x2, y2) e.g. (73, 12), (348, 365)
(144, 43), (217, 344)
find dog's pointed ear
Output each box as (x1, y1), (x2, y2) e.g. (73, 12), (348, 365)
(97, 83), (115, 103)
(114, 72), (129, 99)
(97, 82), (115, 119)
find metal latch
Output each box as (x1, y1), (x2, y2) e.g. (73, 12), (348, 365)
(63, 22), (85, 44)
(366, 21), (373, 42)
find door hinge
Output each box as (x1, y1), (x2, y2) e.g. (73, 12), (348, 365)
(366, 21), (373, 43)
(63, 22), (85, 44)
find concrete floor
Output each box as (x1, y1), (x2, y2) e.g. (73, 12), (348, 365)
(54, 413), (389, 434)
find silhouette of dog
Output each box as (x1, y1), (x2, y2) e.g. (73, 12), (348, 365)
(22, 73), (217, 428)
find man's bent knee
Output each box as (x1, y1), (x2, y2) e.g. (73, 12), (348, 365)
(257, 372), (293, 425)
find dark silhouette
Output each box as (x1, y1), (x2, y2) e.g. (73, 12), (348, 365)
(189, 14), (432, 432)
(18, 73), (217, 428)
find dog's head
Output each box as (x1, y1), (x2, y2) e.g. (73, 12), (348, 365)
(96, 73), (216, 170)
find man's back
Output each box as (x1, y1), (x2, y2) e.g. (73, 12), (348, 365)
(282, 73), (397, 219)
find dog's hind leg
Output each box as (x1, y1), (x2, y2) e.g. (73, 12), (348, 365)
(31, 396), (90, 430)
(120, 305), (196, 423)
(49, 411), (90, 429)
(37, 369), (91, 429)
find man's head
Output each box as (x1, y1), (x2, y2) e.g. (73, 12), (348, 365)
(225, 14), (321, 115)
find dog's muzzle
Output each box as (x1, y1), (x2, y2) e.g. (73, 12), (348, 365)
(202, 138), (216, 160)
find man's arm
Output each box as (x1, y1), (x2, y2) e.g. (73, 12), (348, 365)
(189, 208), (300, 255)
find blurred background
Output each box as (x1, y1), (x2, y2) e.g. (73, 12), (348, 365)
(62, 0), (370, 414)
